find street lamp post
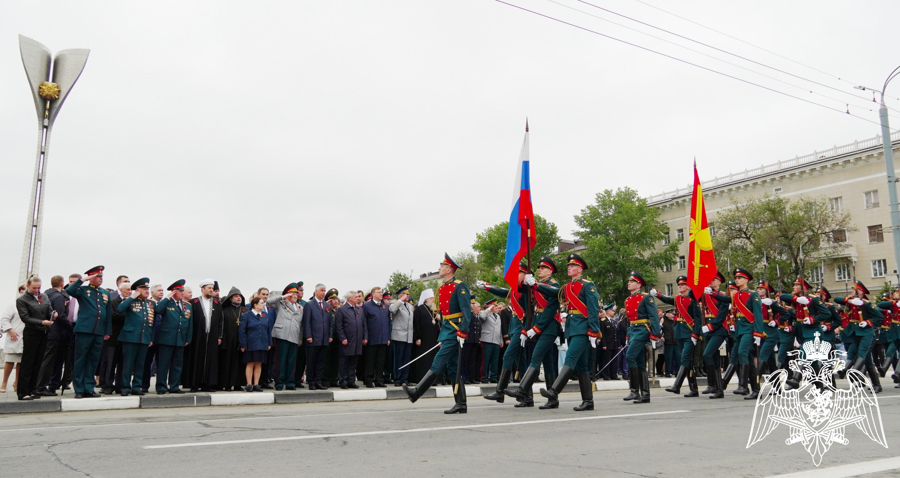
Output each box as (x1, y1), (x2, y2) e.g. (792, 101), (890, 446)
(857, 67), (900, 286)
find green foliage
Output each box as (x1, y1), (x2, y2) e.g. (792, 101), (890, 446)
(384, 271), (429, 303)
(573, 187), (680, 306)
(472, 215), (561, 271)
(712, 194), (855, 290)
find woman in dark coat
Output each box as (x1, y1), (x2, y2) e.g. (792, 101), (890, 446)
(219, 287), (245, 391)
(239, 297), (273, 392)
(410, 290), (440, 385)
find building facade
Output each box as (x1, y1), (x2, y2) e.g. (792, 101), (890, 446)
(650, 132), (900, 297)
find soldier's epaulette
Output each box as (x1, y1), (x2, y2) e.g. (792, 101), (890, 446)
(454, 280), (462, 284)
(582, 279), (593, 283)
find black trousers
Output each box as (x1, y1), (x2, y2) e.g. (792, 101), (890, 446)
(339, 355), (359, 385)
(306, 345), (328, 386)
(295, 342), (307, 384)
(36, 338), (72, 392)
(49, 337), (75, 390)
(323, 339), (340, 386)
(141, 343), (159, 391)
(363, 344), (387, 384)
(462, 343), (480, 382)
(599, 348), (616, 379)
(18, 328), (47, 399)
(99, 342), (124, 392)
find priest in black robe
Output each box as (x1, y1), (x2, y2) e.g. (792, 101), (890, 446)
(219, 287), (245, 391)
(410, 290), (440, 385)
(183, 279), (224, 392)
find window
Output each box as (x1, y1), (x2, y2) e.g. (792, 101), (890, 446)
(676, 229), (684, 242)
(678, 255), (686, 270)
(663, 263), (672, 272)
(836, 263), (851, 281)
(774, 187), (783, 194)
(829, 197), (843, 213)
(830, 229), (847, 243)
(868, 225), (884, 244)
(663, 232), (670, 245)
(708, 223), (716, 237)
(665, 284), (674, 296)
(864, 190), (880, 209)
(808, 264), (823, 283)
(872, 259), (888, 278)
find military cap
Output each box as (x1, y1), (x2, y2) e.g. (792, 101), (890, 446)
(757, 280), (775, 294)
(383, 290), (393, 299)
(675, 275), (688, 286)
(167, 279), (186, 291)
(854, 280), (870, 296)
(365, 293), (373, 302)
(396, 286), (409, 296)
(880, 291), (890, 300)
(627, 271), (645, 287)
(131, 277), (150, 290)
(794, 276), (812, 291)
(537, 256), (558, 274)
(774, 288), (787, 295)
(726, 280), (738, 290)
(324, 288), (339, 301)
(441, 252), (462, 271)
(817, 286), (832, 301)
(295, 281), (304, 288)
(85, 265), (104, 276)
(518, 261), (533, 274)
(733, 268), (753, 281)
(603, 302), (615, 311)
(714, 270), (726, 283)
(484, 298), (497, 306)
(567, 253), (588, 270)
(283, 283), (299, 295)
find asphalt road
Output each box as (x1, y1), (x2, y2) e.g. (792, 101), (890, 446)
(1, 385), (898, 478)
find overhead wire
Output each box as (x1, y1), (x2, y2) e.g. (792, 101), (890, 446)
(494, 0), (885, 127)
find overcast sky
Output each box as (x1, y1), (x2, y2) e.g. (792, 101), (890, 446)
(2, 0), (899, 299)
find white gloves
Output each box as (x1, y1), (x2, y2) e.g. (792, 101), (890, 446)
(526, 328), (537, 339)
(850, 298), (864, 306)
(796, 297), (810, 305)
(520, 335), (527, 347)
(650, 288), (658, 297)
(896, 300), (900, 307)
(476, 280), (486, 290)
(794, 339), (800, 348)
(754, 337), (761, 346)
(821, 325), (829, 332)
(691, 337), (698, 346)
(859, 321), (868, 328)
(704, 287), (713, 295)
(560, 312), (568, 320)
(761, 298), (773, 306)
(702, 325), (710, 334)
(651, 339), (657, 348)
(729, 325), (735, 332)
(803, 318), (811, 325)
(523, 274), (536, 286)
(768, 320), (777, 328)
(554, 337), (561, 346)
(589, 336), (597, 348)
(458, 336), (465, 348)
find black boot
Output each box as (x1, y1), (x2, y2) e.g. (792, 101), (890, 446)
(785, 368), (803, 390)
(684, 369), (699, 397)
(403, 370), (437, 403)
(444, 380), (467, 414)
(665, 366), (687, 394)
(721, 364), (735, 391)
(573, 373), (594, 411)
(881, 356), (894, 377)
(539, 366), (573, 408)
(733, 364), (749, 395)
(745, 362), (763, 400)
(892, 356), (900, 384)
(633, 369), (650, 404)
(623, 368), (640, 401)
(504, 367), (535, 401)
(484, 368), (511, 403)
(708, 364), (724, 399)
(514, 383), (534, 407)
(701, 365), (717, 394)
(867, 365), (883, 393)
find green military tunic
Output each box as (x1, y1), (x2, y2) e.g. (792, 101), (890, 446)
(65, 280), (112, 395)
(559, 278), (600, 373)
(624, 291), (660, 369)
(657, 291), (701, 368)
(154, 297), (193, 393)
(430, 277), (472, 376)
(117, 296), (155, 393)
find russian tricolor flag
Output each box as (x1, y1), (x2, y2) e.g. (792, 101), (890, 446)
(502, 123), (537, 289)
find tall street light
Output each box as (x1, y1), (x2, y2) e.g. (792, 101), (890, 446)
(856, 66), (900, 280)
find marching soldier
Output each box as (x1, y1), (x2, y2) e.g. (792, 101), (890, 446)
(65, 265), (112, 399)
(816, 286), (840, 346)
(774, 289), (797, 372)
(477, 262), (531, 406)
(876, 290), (900, 386)
(654, 276), (702, 398)
(504, 256), (562, 408)
(778, 277), (829, 390)
(539, 254), (599, 411)
(749, 280), (783, 400)
(404, 253), (472, 414)
(834, 281), (883, 392)
(154, 280), (192, 394)
(700, 271), (728, 398)
(619, 271), (659, 404)
(116, 278), (155, 396)
(728, 269), (763, 396)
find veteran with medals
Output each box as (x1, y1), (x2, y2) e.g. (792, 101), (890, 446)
(116, 278), (155, 396)
(154, 280), (192, 394)
(65, 265), (112, 399)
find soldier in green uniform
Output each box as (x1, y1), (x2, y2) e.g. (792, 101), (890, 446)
(116, 278), (155, 396)
(539, 254), (600, 411)
(728, 269), (763, 396)
(404, 253), (472, 414)
(478, 262), (531, 406)
(748, 280), (784, 400)
(655, 276), (702, 398)
(876, 290), (900, 386)
(619, 271), (659, 404)
(505, 256), (562, 408)
(834, 281), (883, 392)
(779, 277), (830, 390)
(154, 279), (192, 394)
(700, 272), (728, 398)
(774, 290), (797, 372)
(65, 265), (112, 399)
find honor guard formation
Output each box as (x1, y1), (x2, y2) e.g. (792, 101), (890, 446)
(3, 255), (897, 411)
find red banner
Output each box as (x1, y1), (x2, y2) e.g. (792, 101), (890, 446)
(688, 161), (717, 299)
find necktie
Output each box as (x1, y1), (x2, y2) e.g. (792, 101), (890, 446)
(319, 301), (324, 312)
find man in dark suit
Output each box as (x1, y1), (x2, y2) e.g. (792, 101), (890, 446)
(362, 287), (391, 388)
(336, 291), (366, 388)
(183, 279), (224, 392)
(100, 281), (130, 394)
(16, 276), (55, 401)
(598, 303), (618, 380)
(303, 284), (334, 390)
(35, 275), (74, 396)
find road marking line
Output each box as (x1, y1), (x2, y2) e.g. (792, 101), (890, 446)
(766, 456), (900, 478)
(143, 410), (690, 449)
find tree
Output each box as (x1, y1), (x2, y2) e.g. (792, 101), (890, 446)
(712, 194), (855, 290)
(472, 215), (561, 271)
(385, 271), (428, 303)
(573, 187), (680, 306)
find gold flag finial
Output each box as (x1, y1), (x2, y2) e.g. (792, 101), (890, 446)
(38, 81), (60, 100)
